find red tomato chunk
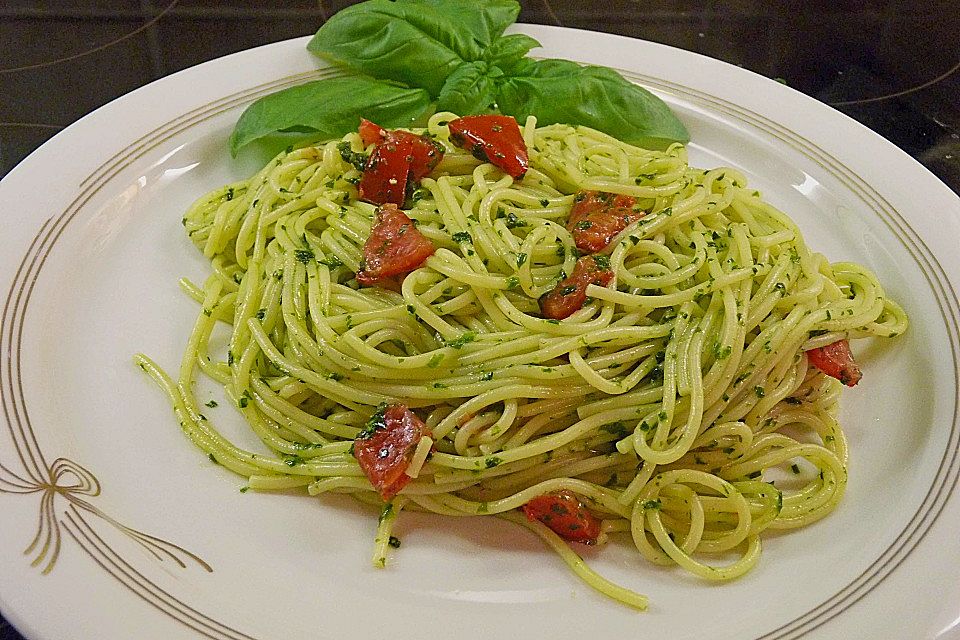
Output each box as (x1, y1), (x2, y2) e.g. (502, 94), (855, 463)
(521, 490), (601, 544)
(359, 137), (413, 207)
(806, 339), (862, 387)
(353, 403), (428, 501)
(356, 203), (435, 285)
(567, 190), (644, 254)
(357, 119), (443, 206)
(358, 118), (386, 146)
(448, 115), (528, 179)
(401, 130), (444, 181)
(539, 255), (614, 320)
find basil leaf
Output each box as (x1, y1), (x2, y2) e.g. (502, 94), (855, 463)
(308, 3), (461, 94)
(483, 33), (541, 74)
(307, 0), (518, 95)
(414, 0), (519, 48)
(497, 60), (690, 149)
(437, 61), (501, 115)
(229, 76), (431, 156)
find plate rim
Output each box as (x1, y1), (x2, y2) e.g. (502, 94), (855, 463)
(1, 24), (959, 640)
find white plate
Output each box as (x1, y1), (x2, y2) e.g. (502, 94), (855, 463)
(1, 25), (959, 640)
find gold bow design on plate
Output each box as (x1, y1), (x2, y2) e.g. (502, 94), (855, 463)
(0, 456), (211, 575)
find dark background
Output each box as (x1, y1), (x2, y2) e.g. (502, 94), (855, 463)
(1, 1), (958, 638)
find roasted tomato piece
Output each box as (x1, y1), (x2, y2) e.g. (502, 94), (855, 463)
(357, 203), (435, 285)
(395, 130), (444, 181)
(539, 255), (614, 320)
(806, 339), (862, 387)
(567, 190), (644, 253)
(353, 403), (427, 501)
(448, 115), (528, 179)
(358, 118), (386, 146)
(521, 490), (601, 544)
(359, 136), (413, 207)
(358, 120), (443, 187)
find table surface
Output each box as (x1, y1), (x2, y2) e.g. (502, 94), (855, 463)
(1, 1), (958, 639)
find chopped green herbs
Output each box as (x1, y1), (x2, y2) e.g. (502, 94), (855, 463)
(357, 403), (388, 440)
(445, 332), (476, 349)
(320, 254), (344, 268)
(284, 455), (305, 467)
(294, 248), (315, 264)
(504, 212), (526, 229)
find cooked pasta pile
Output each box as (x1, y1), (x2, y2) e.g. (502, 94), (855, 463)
(136, 113), (907, 608)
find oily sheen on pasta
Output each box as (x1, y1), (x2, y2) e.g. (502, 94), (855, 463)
(137, 113), (907, 608)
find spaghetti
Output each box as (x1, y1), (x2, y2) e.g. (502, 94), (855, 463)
(136, 113), (907, 608)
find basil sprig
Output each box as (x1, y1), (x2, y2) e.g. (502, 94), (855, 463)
(497, 60), (690, 151)
(229, 76), (431, 156)
(230, 0), (689, 156)
(307, 0), (519, 95)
